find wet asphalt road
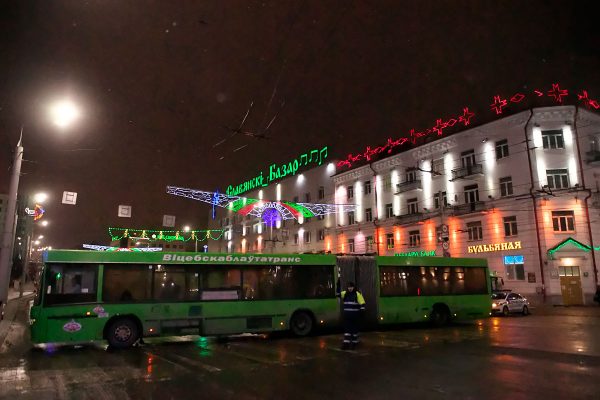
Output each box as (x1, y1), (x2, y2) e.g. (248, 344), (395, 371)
(1, 309), (600, 400)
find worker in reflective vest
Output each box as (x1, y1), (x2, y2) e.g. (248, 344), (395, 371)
(340, 281), (366, 350)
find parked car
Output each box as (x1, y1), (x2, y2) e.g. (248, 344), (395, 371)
(491, 291), (530, 316)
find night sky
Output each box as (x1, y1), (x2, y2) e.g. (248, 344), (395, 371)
(1, 1), (599, 249)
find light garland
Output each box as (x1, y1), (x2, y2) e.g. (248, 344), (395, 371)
(547, 237), (600, 259)
(83, 244), (163, 252)
(108, 227), (224, 242)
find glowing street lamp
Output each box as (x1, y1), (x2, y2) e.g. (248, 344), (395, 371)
(41, 220), (49, 227)
(49, 100), (81, 128)
(33, 192), (48, 203)
(183, 226), (191, 232)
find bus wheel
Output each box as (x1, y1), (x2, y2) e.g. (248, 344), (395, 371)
(107, 318), (139, 349)
(430, 306), (450, 327)
(290, 311), (313, 336)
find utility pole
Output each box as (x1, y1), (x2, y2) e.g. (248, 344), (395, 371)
(0, 134), (24, 311)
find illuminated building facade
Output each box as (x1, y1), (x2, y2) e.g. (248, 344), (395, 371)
(211, 106), (600, 305)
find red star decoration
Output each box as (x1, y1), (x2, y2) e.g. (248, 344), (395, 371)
(547, 83), (568, 103)
(490, 95), (508, 114)
(459, 107), (475, 126)
(510, 93), (525, 103)
(433, 119), (445, 136)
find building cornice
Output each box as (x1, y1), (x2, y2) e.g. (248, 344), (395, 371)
(333, 165), (372, 184)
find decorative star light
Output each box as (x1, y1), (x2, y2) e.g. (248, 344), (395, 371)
(166, 186), (356, 222)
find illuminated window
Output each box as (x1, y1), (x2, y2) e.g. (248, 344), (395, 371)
(408, 230), (420, 248)
(407, 198), (419, 214)
(552, 211), (575, 232)
(318, 186), (325, 200)
(366, 236), (374, 252)
(365, 208), (373, 222)
(542, 129), (564, 149)
(434, 191), (448, 209)
(347, 211), (355, 225)
(505, 257), (525, 281)
(432, 158), (445, 176)
(317, 229), (325, 242)
(464, 184), (479, 204)
(461, 150), (476, 167)
(385, 203), (394, 218)
(348, 239), (355, 253)
(499, 176), (513, 197)
(559, 266), (580, 276)
(383, 174), (392, 192)
(547, 169), (569, 189)
(503, 216), (518, 237)
(495, 139), (509, 159)
(304, 231), (311, 243)
(467, 221), (483, 241)
(364, 180), (372, 194)
(386, 233), (394, 249)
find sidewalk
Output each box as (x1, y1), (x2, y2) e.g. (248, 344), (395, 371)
(531, 303), (600, 317)
(0, 282), (36, 353)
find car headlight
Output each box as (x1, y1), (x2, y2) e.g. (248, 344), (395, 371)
(492, 302), (497, 308)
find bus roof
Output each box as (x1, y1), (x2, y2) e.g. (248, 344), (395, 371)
(43, 250), (337, 266)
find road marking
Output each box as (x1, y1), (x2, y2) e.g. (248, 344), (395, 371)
(166, 353), (222, 372)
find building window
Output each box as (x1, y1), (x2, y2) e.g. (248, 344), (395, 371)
(434, 191), (447, 209)
(293, 196), (299, 203)
(464, 184), (479, 204)
(499, 176), (513, 197)
(305, 192), (311, 203)
(385, 203), (394, 218)
(383, 174), (392, 192)
(347, 211), (355, 225)
(317, 214), (325, 221)
(317, 229), (325, 242)
(386, 233), (394, 250)
(365, 208), (373, 222)
(432, 158), (445, 176)
(495, 139), (509, 159)
(294, 234), (299, 245)
(348, 239), (355, 253)
(366, 236), (374, 252)
(542, 129), (564, 149)
(547, 169), (569, 189)
(552, 211), (575, 232)
(505, 257), (525, 281)
(318, 186), (325, 200)
(503, 216), (518, 237)
(467, 221), (483, 241)
(461, 149), (476, 167)
(408, 230), (421, 247)
(406, 169), (417, 183)
(304, 231), (311, 243)
(347, 185), (354, 199)
(407, 198), (419, 214)
(364, 180), (372, 194)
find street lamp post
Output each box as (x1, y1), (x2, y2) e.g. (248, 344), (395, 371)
(0, 134), (23, 311)
(0, 99), (80, 313)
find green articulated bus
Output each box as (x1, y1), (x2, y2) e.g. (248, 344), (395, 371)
(29, 250), (491, 348)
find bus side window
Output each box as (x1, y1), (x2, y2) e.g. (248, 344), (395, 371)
(45, 263), (98, 305)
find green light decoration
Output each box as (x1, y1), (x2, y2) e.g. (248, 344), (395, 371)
(108, 227), (224, 242)
(547, 237), (600, 259)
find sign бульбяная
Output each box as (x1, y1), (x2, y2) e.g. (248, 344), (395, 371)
(225, 146), (328, 196)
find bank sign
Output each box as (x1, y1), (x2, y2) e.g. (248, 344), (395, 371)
(468, 240), (522, 253)
(395, 250), (436, 257)
(225, 146), (329, 196)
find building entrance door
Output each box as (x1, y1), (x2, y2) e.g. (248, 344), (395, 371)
(558, 266), (583, 305)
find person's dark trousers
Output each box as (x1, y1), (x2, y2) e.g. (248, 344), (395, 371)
(342, 312), (361, 349)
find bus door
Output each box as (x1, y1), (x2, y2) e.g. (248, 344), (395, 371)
(337, 256), (379, 328)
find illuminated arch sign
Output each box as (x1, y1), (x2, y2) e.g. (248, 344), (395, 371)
(225, 146), (328, 196)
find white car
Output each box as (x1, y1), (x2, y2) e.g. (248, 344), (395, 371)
(491, 291), (530, 316)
